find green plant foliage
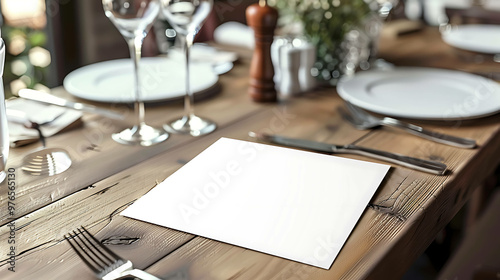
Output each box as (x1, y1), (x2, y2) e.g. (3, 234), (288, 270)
(268, 0), (372, 84)
(270, 0), (370, 42)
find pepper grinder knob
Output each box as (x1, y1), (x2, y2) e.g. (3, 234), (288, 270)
(246, 0), (278, 102)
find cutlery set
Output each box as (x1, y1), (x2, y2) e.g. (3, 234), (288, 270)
(342, 102), (476, 149)
(249, 131), (448, 175)
(250, 101), (477, 175)
(15, 88), (472, 176)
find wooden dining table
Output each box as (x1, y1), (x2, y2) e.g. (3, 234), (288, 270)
(1, 25), (500, 280)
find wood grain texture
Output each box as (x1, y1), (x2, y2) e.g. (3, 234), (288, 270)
(2, 26), (500, 279)
(143, 113), (500, 280)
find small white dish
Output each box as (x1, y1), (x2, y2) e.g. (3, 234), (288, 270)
(337, 67), (500, 120)
(63, 57), (219, 103)
(441, 24), (500, 54)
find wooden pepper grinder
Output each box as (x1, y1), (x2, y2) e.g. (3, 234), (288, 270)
(246, 0), (278, 102)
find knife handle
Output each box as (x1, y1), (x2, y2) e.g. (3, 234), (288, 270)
(382, 117), (476, 149)
(18, 88), (125, 120)
(339, 144), (447, 175)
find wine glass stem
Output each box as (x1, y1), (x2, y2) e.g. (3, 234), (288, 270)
(128, 37), (146, 128)
(183, 35), (195, 119)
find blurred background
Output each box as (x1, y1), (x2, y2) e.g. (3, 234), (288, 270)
(1, 0), (495, 98)
(0, 0), (257, 99)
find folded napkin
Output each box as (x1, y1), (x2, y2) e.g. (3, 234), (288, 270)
(213, 22), (255, 49)
(6, 98), (83, 147)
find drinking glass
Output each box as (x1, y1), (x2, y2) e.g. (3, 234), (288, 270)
(160, 0), (216, 136)
(0, 39), (8, 183)
(103, 0), (169, 146)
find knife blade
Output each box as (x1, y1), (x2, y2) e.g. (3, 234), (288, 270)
(18, 89), (125, 120)
(248, 132), (447, 175)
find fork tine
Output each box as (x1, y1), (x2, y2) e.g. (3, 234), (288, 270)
(80, 226), (123, 262)
(76, 228), (114, 268)
(66, 226), (125, 275)
(65, 231), (101, 274)
(67, 227), (162, 280)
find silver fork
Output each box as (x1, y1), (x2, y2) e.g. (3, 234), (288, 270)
(343, 101), (477, 149)
(65, 227), (162, 280)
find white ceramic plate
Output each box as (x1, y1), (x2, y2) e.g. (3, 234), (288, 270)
(63, 57), (219, 103)
(441, 24), (500, 54)
(337, 67), (500, 120)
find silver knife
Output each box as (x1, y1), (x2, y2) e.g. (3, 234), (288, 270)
(18, 89), (125, 120)
(248, 132), (447, 175)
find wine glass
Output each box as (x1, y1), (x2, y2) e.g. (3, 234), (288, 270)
(160, 0), (216, 137)
(103, 0), (169, 146)
(0, 39), (8, 183)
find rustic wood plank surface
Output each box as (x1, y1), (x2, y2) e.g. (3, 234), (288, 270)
(1, 26), (500, 279)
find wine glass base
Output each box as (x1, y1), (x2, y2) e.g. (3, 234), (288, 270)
(0, 171), (5, 183)
(164, 115), (217, 137)
(112, 124), (169, 146)
(21, 148), (72, 176)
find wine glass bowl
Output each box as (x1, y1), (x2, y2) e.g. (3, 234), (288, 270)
(160, 0), (216, 137)
(159, 0), (212, 37)
(102, 0), (169, 146)
(103, 0), (160, 40)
